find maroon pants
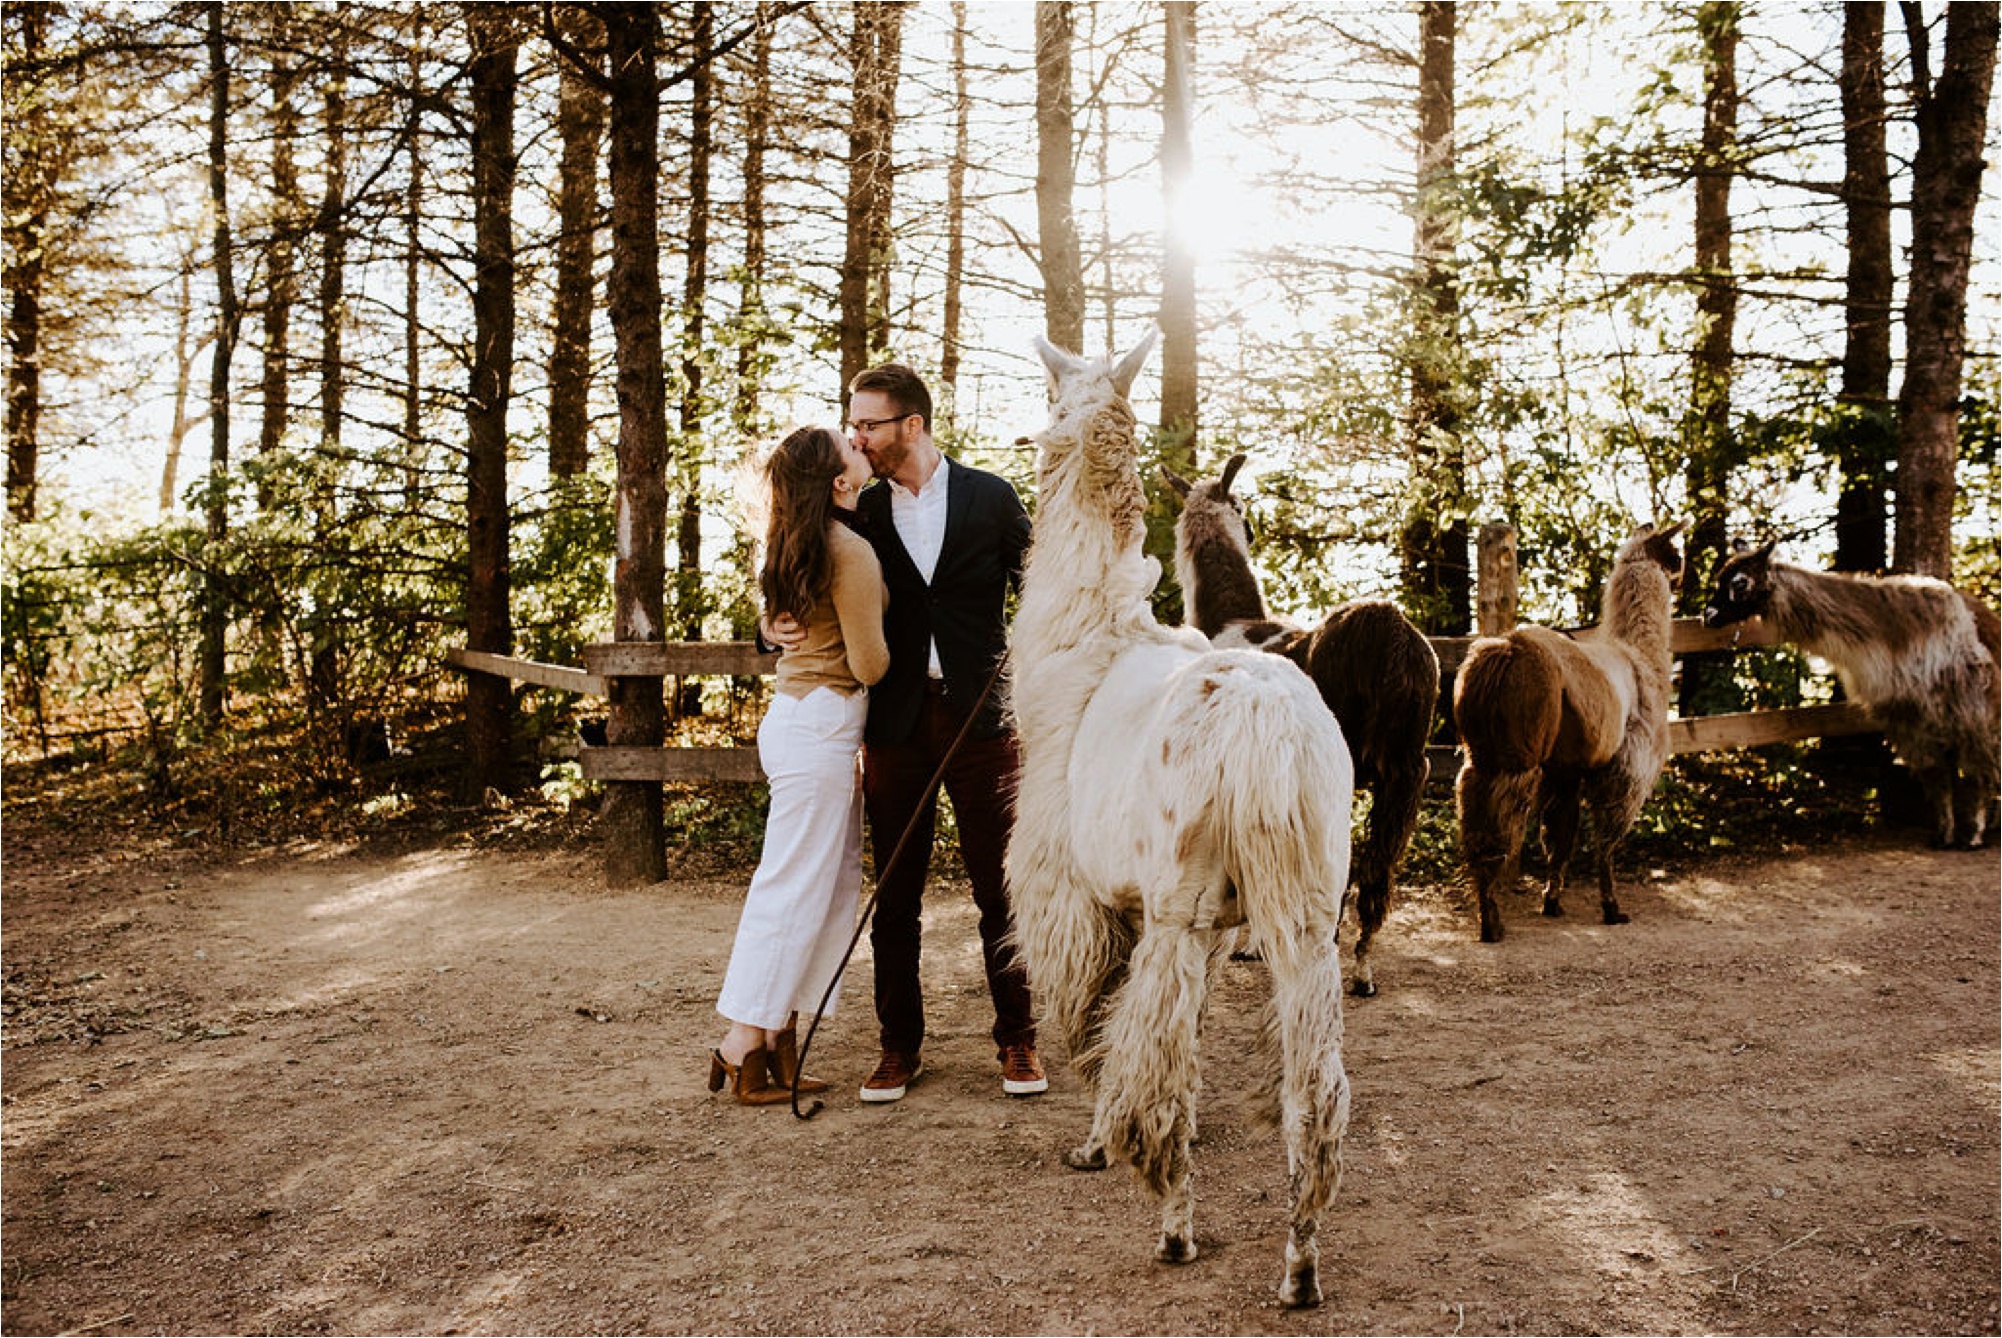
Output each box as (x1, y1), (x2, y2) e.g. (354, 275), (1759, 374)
(862, 681), (1035, 1056)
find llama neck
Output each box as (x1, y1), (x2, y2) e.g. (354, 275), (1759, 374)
(1763, 563), (1937, 675)
(1014, 465), (1164, 659)
(1175, 513), (1267, 638)
(1600, 559), (1675, 677)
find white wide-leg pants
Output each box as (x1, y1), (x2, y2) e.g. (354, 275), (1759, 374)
(716, 686), (867, 1031)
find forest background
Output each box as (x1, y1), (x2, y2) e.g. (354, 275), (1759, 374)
(1, 0), (1997, 857)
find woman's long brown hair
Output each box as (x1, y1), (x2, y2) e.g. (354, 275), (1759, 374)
(757, 425), (848, 626)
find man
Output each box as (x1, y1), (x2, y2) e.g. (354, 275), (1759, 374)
(774, 362), (1045, 1103)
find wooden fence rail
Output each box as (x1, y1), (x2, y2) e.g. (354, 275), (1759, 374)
(448, 617), (1877, 785)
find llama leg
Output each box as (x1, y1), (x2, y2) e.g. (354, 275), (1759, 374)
(1538, 772), (1583, 918)
(1064, 1099), (1110, 1171)
(1265, 932), (1349, 1309)
(1348, 869), (1386, 997)
(1953, 737), (1997, 850)
(1095, 922), (1211, 1265)
(1583, 776), (1639, 925)
(1915, 762), (1959, 848)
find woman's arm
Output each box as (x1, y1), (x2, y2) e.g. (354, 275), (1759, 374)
(830, 535), (890, 687)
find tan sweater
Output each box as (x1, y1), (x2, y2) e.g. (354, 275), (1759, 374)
(774, 522), (890, 699)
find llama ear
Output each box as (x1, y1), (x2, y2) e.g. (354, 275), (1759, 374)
(1653, 518), (1687, 541)
(1109, 327), (1159, 400)
(1730, 536), (1752, 554)
(1034, 335), (1085, 387)
(1218, 452), (1248, 496)
(1159, 463), (1192, 498)
(1754, 538), (1778, 562)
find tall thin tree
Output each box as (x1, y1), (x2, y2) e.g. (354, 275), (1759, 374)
(3, 1), (50, 522)
(463, 2), (521, 795)
(1679, 0), (1739, 715)
(549, 4), (603, 482)
(256, 13), (299, 510)
(199, 0), (239, 729)
(1893, 0), (1998, 578)
(1036, 1), (1084, 353)
(1399, 0), (1469, 637)
(673, 2), (716, 720)
(942, 0), (970, 394)
(838, 0), (908, 397)
(597, 1), (670, 884)
(1834, 0), (1894, 574)
(1158, 1), (1197, 450)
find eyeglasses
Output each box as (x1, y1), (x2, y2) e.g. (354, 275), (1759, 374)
(847, 412), (916, 435)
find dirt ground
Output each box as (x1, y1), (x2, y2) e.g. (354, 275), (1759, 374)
(2, 815), (1997, 1337)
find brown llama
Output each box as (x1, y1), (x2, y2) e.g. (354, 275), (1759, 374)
(1162, 454), (1439, 996)
(1452, 522), (1685, 943)
(1702, 540), (2000, 848)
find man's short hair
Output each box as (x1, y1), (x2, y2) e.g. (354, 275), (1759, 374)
(849, 363), (933, 433)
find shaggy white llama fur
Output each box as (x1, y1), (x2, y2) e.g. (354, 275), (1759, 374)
(1004, 331), (1355, 1308)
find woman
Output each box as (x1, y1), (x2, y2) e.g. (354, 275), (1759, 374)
(710, 424), (887, 1105)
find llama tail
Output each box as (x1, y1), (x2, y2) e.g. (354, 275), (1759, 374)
(1456, 763), (1540, 888)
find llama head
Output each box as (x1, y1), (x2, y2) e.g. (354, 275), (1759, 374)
(1031, 330), (1159, 543)
(1161, 453), (1251, 556)
(1701, 537), (1780, 627)
(1616, 519), (1687, 587)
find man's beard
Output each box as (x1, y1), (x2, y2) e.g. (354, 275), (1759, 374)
(867, 438), (906, 480)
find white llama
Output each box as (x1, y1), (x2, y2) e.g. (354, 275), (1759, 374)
(1004, 331), (1356, 1308)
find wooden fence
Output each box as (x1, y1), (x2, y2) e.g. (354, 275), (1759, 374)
(449, 576), (1875, 787)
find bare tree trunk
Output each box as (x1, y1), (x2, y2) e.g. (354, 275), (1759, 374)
(839, 1), (908, 399)
(1157, 1), (1197, 450)
(3, 0), (47, 522)
(402, 26), (425, 510)
(308, 68), (348, 726)
(942, 0), (969, 394)
(733, 2), (772, 437)
(1399, 0), (1469, 637)
(256, 21), (299, 510)
(600, 1), (669, 885)
(1834, 0), (1894, 574)
(1678, 0), (1739, 715)
(549, 5), (603, 482)
(1035, 1), (1084, 353)
(463, 2), (520, 797)
(199, 0), (238, 730)
(674, 3), (715, 721)
(1893, 0), (1997, 578)
(162, 258), (210, 514)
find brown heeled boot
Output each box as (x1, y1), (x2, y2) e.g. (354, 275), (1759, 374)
(766, 1025), (830, 1095)
(707, 1048), (791, 1106)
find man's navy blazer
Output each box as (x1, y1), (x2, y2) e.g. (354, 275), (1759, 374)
(855, 457), (1032, 745)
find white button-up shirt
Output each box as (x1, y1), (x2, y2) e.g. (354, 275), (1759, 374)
(888, 459), (950, 678)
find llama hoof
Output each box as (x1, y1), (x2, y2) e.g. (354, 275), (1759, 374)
(1349, 977), (1377, 998)
(1479, 920), (1505, 944)
(1278, 1273), (1323, 1309)
(1602, 908), (1630, 926)
(1541, 898), (1565, 918)
(1062, 1143), (1108, 1172)
(1156, 1233), (1197, 1265)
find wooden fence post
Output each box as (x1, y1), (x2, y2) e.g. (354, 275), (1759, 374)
(1476, 522), (1518, 637)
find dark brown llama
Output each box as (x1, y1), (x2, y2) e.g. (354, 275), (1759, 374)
(1451, 522), (1685, 943)
(1702, 540), (2001, 848)
(1163, 454), (1439, 996)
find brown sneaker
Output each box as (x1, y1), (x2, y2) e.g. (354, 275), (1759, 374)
(859, 1049), (922, 1104)
(999, 1043), (1048, 1096)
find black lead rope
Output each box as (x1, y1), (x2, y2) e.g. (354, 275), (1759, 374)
(790, 655), (1011, 1119)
